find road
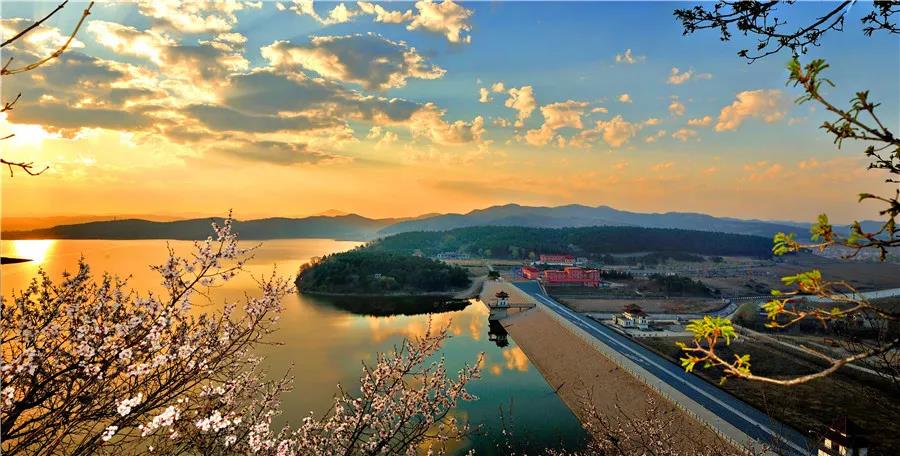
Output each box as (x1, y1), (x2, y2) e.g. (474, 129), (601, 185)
(513, 281), (812, 455)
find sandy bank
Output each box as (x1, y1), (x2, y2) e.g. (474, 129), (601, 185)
(502, 307), (729, 451)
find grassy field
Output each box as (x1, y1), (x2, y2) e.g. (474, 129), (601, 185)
(702, 252), (900, 295)
(553, 296), (721, 313)
(641, 335), (900, 455)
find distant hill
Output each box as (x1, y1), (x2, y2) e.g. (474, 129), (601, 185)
(3, 204), (879, 241)
(2, 215), (402, 241)
(377, 203), (872, 239)
(313, 209), (350, 217)
(1, 214), (191, 231)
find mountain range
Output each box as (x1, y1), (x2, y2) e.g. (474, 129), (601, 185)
(2, 204), (878, 241)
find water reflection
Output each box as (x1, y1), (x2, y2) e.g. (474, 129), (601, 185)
(5, 239), (56, 263)
(311, 294), (471, 317)
(0, 239), (586, 454)
(488, 319), (509, 347)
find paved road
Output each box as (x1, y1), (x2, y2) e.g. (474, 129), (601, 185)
(513, 281), (812, 455)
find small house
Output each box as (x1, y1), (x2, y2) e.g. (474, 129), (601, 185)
(495, 291), (510, 308)
(614, 304), (649, 330)
(818, 416), (869, 456)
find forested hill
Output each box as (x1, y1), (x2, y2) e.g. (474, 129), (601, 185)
(367, 226), (773, 258)
(296, 250), (470, 294)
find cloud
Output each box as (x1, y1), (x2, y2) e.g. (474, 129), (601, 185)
(505, 86), (536, 127)
(200, 32), (248, 51)
(407, 0), (474, 44)
(667, 67), (691, 85)
(367, 126), (399, 149)
(587, 115), (641, 148)
(742, 160), (784, 181)
(407, 103), (484, 145)
(135, 0), (260, 34)
(478, 87), (491, 103)
(716, 89), (787, 131)
(667, 67), (712, 85)
(8, 11), (488, 169)
(216, 139), (342, 165)
(490, 82), (505, 93)
(668, 97), (685, 116)
(184, 104), (339, 133)
(615, 48), (644, 64)
(10, 102), (161, 132)
(644, 130), (667, 143)
(358, 0), (474, 44)
(357, 1), (414, 23)
(0, 18), (85, 56)
(89, 20), (248, 95)
(671, 128), (698, 142)
(618, 93), (632, 103)
(652, 161), (674, 172)
(687, 115), (713, 127)
(2, 47), (167, 132)
(644, 118), (660, 126)
(261, 34), (445, 91)
(288, 0), (359, 25)
(88, 20), (173, 63)
(524, 100), (588, 146)
(221, 70), (480, 147)
(591, 107), (608, 114)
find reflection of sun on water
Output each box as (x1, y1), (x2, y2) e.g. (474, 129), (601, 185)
(10, 240), (56, 263)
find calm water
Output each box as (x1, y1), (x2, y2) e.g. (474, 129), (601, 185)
(1, 239), (586, 454)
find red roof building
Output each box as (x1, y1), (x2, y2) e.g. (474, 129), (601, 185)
(522, 265), (541, 279)
(543, 267), (601, 287)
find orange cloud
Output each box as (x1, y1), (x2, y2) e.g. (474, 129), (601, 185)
(716, 89), (786, 131)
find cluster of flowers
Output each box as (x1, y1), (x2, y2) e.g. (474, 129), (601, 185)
(0, 214), (481, 456)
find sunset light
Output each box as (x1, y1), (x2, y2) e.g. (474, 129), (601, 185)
(8, 239), (55, 263)
(1, 1), (898, 455)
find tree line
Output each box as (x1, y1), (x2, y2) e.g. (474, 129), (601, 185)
(368, 226), (773, 259)
(296, 249), (471, 294)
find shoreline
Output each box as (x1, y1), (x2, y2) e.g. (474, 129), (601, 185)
(480, 280), (730, 452)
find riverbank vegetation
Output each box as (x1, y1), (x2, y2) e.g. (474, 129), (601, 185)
(296, 249), (471, 295)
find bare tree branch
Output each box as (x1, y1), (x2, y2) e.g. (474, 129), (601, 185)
(1, 1), (69, 48)
(1, 2), (95, 76)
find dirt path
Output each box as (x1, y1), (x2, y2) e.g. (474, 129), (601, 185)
(453, 275), (486, 299)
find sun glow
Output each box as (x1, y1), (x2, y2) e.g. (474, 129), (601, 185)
(10, 240), (56, 263)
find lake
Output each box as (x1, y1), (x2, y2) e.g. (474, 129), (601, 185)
(0, 238), (586, 454)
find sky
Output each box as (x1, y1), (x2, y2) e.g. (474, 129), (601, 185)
(1, 1), (898, 223)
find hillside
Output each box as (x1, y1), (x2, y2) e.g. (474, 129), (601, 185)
(367, 225), (773, 258)
(377, 203), (876, 239)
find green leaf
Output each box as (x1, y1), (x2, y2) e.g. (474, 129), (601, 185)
(772, 232), (798, 256)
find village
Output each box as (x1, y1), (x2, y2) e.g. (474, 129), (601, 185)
(472, 251), (897, 456)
